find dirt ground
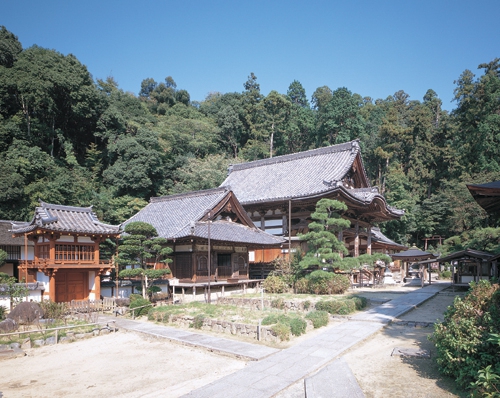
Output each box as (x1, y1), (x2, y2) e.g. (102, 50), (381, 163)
(0, 287), (467, 398)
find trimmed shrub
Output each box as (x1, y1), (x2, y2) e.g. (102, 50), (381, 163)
(0, 305), (6, 320)
(306, 271), (350, 295)
(305, 310), (329, 328)
(315, 296), (365, 315)
(439, 270), (452, 280)
(130, 298), (152, 317)
(431, 281), (500, 390)
(289, 317), (307, 336)
(263, 275), (289, 293)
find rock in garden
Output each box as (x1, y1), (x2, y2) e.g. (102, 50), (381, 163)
(0, 318), (17, 333)
(7, 302), (44, 324)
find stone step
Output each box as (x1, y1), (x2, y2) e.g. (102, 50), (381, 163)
(305, 358), (365, 398)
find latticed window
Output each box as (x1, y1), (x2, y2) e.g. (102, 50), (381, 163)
(38, 244), (50, 259)
(0, 245), (21, 260)
(173, 254), (192, 279)
(198, 255), (208, 271)
(55, 244), (95, 261)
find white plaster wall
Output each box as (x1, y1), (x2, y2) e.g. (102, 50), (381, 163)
(77, 236), (93, 243)
(20, 246), (34, 260)
(37, 272), (50, 292)
(57, 235), (74, 242)
(88, 271), (96, 300)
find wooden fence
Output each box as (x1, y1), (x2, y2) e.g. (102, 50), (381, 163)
(68, 298), (116, 314)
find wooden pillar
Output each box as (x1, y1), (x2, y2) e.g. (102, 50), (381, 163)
(94, 238), (100, 264)
(366, 226), (372, 255)
(354, 222), (360, 258)
(94, 272), (101, 300)
(49, 236), (56, 262)
(49, 270), (56, 302)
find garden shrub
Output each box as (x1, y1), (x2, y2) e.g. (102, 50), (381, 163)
(129, 298), (152, 317)
(294, 278), (309, 294)
(271, 298), (285, 310)
(431, 281), (500, 390)
(0, 305), (6, 320)
(271, 322), (291, 341)
(39, 300), (67, 321)
(288, 317), (307, 336)
(305, 310), (329, 328)
(439, 270), (452, 279)
(191, 314), (205, 329)
(315, 296), (365, 315)
(129, 294), (143, 303)
(303, 300), (311, 310)
(306, 271), (350, 295)
(263, 275), (289, 293)
(262, 314), (306, 336)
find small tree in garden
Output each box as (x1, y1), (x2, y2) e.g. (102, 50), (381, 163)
(298, 198), (350, 269)
(0, 272), (28, 310)
(117, 222), (172, 299)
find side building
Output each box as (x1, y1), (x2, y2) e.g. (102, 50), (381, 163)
(11, 201), (120, 303)
(124, 187), (284, 298)
(220, 140), (405, 264)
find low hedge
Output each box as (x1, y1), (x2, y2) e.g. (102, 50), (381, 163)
(316, 296), (367, 315)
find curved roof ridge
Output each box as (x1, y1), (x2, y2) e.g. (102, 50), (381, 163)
(150, 187), (229, 203)
(38, 200), (93, 213)
(229, 140), (359, 173)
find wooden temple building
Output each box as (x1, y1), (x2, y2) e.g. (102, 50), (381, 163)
(10, 201), (120, 302)
(220, 140), (406, 265)
(124, 187), (285, 286)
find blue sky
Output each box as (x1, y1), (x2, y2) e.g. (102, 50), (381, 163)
(2, 0), (499, 111)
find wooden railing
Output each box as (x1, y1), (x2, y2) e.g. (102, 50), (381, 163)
(68, 298), (116, 313)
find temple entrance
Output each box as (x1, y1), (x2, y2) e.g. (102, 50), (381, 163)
(55, 270), (87, 302)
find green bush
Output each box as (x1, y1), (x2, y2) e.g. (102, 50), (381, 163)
(129, 294), (143, 303)
(305, 310), (329, 328)
(431, 281), (500, 390)
(303, 300), (311, 310)
(351, 296), (368, 310)
(272, 322), (291, 341)
(315, 296), (365, 315)
(271, 298), (285, 309)
(439, 270), (452, 279)
(130, 298), (152, 317)
(191, 314), (205, 329)
(305, 271), (350, 295)
(294, 278), (309, 294)
(263, 275), (289, 293)
(0, 305), (7, 320)
(262, 314), (306, 336)
(40, 300), (68, 321)
(289, 317), (307, 336)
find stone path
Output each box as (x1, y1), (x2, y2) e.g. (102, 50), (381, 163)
(99, 316), (279, 361)
(103, 282), (451, 398)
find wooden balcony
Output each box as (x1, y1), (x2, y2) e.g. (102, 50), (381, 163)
(20, 259), (113, 269)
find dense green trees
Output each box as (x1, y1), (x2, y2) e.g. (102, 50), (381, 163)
(0, 25), (499, 252)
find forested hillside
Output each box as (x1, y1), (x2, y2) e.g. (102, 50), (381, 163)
(1, 27), (499, 250)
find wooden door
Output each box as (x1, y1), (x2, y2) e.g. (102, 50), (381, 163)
(55, 270), (87, 303)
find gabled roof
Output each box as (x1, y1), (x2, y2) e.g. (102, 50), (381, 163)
(220, 140), (404, 220)
(0, 220), (33, 246)
(124, 187), (284, 247)
(10, 201), (120, 236)
(391, 246), (437, 261)
(437, 249), (493, 263)
(221, 140), (368, 205)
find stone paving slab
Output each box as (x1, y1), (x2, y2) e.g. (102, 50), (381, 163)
(305, 358), (365, 398)
(99, 315), (279, 361)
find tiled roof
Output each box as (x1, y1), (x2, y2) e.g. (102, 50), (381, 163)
(10, 201), (120, 235)
(221, 141), (365, 204)
(0, 220), (33, 246)
(371, 227), (407, 249)
(124, 187), (285, 246)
